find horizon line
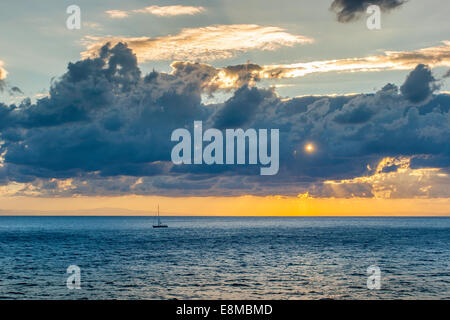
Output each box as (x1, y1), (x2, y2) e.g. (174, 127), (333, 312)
(0, 215), (449, 218)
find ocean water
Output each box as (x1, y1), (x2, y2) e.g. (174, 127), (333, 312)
(0, 216), (448, 300)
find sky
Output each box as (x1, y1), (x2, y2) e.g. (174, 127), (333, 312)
(0, 0), (449, 216)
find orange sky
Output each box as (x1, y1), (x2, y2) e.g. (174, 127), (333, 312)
(0, 195), (449, 216)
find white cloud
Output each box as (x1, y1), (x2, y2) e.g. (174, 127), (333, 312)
(82, 24), (313, 62)
(105, 10), (129, 19)
(0, 60), (7, 80)
(159, 42), (450, 91)
(169, 41), (450, 89)
(133, 5), (205, 17)
(259, 41), (450, 79)
(106, 5), (205, 19)
(82, 39), (450, 87)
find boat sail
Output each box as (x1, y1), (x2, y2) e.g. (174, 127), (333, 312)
(153, 205), (168, 228)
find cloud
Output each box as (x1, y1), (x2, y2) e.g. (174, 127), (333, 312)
(9, 87), (23, 95)
(330, 0), (407, 22)
(106, 5), (206, 19)
(443, 69), (450, 78)
(321, 157), (450, 198)
(168, 61), (263, 93)
(0, 43), (449, 199)
(81, 25), (313, 62)
(83, 22), (103, 30)
(259, 41), (450, 79)
(400, 64), (439, 104)
(105, 10), (129, 19)
(160, 42), (450, 91)
(0, 60), (7, 91)
(133, 5), (206, 17)
(0, 61), (6, 80)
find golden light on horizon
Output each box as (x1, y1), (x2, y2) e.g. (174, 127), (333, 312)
(0, 194), (449, 217)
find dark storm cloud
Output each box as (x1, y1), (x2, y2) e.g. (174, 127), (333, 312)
(330, 0), (407, 22)
(333, 102), (375, 124)
(0, 43), (449, 197)
(400, 64), (439, 104)
(213, 85), (274, 129)
(9, 86), (23, 95)
(0, 43), (209, 180)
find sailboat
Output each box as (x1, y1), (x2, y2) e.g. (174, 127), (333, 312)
(153, 205), (168, 228)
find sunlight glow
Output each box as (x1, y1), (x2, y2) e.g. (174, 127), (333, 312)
(305, 144), (315, 153)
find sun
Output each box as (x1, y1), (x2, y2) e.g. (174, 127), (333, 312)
(305, 143), (315, 153)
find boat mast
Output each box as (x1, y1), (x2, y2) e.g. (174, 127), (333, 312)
(157, 204), (160, 225)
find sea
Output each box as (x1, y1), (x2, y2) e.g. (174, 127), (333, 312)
(0, 216), (448, 299)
